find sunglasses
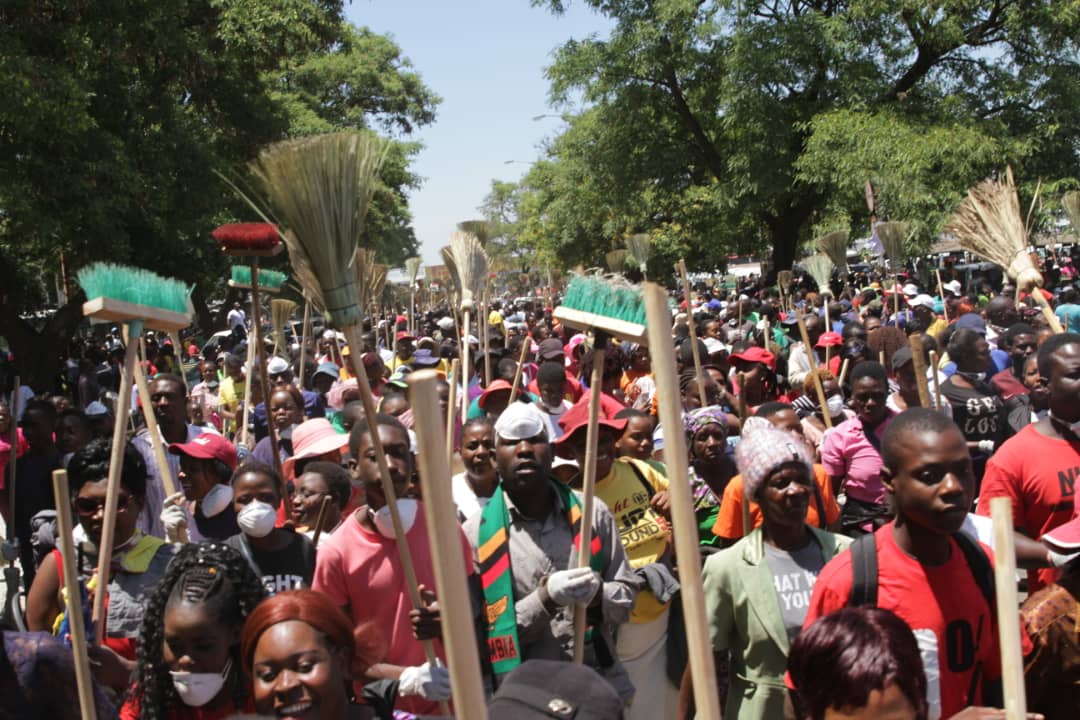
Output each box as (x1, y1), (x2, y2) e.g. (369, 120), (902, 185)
(73, 493), (132, 517)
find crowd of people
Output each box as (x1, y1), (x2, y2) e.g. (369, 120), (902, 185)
(0, 254), (1078, 719)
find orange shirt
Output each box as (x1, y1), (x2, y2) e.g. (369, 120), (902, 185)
(712, 464), (839, 540)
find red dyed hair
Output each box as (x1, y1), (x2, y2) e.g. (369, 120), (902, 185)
(240, 589), (384, 679)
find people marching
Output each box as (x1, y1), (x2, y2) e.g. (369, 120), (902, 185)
(7, 242), (1080, 720)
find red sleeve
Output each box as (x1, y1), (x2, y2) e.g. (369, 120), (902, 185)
(975, 451), (1022, 526)
(803, 551), (854, 631)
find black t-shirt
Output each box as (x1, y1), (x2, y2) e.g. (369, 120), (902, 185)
(941, 377), (1005, 447)
(193, 503), (240, 541)
(225, 529), (315, 596)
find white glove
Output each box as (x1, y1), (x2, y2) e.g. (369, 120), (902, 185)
(546, 567), (601, 606)
(160, 492), (188, 544)
(398, 661), (451, 700)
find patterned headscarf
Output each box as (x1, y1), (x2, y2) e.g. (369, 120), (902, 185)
(735, 419), (814, 501)
(683, 406), (729, 441)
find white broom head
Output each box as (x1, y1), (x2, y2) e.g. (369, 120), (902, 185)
(405, 256), (422, 286)
(457, 220), (492, 246)
(875, 221), (909, 263)
(1063, 190), (1080, 234)
(606, 249), (629, 273)
(249, 131), (390, 328)
(946, 167), (1042, 290)
(448, 231), (488, 312)
(625, 233), (651, 272)
(801, 254), (835, 295)
(816, 230), (850, 270)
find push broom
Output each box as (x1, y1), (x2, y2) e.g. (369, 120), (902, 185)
(642, 283), (721, 719)
(876, 221), (909, 323)
(229, 131), (448, 711)
(945, 168), (1064, 333)
(77, 262), (191, 643)
(553, 274), (648, 663)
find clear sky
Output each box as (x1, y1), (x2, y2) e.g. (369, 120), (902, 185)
(344, 1), (612, 268)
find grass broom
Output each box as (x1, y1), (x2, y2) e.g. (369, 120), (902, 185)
(945, 168), (1064, 333)
(642, 283), (721, 719)
(231, 131), (449, 710)
(409, 371), (489, 719)
(677, 260), (707, 407)
(77, 262), (191, 643)
(802, 254), (835, 330)
(816, 230), (849, 273)
(1062, 190), (1080, 236)
(606, 249), (628, 274)
(271, 299), (298, 357)
(553, 274), (648, 663)
(446, 231), (489, 421)
(457, 219), (492, 246)
(877, 221), (909, 322)
(405, 256), (421, 336)
(626, 233), (651, 280)
(777, 269), (794, 311)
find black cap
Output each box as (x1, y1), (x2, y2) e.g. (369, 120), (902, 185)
(890, 345), (914, 371)
(488, 660), (624, 719)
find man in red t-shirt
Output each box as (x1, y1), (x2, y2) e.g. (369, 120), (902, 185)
(977, 333), (1080, 592)
(804, 409), (1002, 719)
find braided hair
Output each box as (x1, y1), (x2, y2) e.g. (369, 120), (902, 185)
(128, 542), (266, 720)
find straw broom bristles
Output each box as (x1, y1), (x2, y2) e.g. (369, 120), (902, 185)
(876, 221), (909, 265)
(352, 247), (376, 312)
(606, 249), (629, 273)
(271, 299), (298, 354)
(369, 263), (388, 310)
(816, 230), (849, 271)
(1063, 190), (1080, 234)
(405, 256), (422, 286)
(448, 230), (488, 313)
(457, 220), (493, 246)
(802, 254), (835, 296)
(626, 233), (651, 277)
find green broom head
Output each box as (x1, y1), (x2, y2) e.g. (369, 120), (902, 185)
(605, 249), (629, 273)
(561, 274), (647, 327)
(405, 256), (422, 286)
(77, 262), (191, 314)
(448, 230), (488, 313)
(876, 221), (909, 264)
(1063, 190), (1080, 234)
(247, 131), (391, 328)
(801, 254), (835, 296)
(625, 233), (651, 273)
(816, 230), (850, 271)
(457, 220), (492, 246)
(230, 265), (287, 290)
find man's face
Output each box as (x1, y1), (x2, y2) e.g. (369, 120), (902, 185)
(355, 424), (412, 510)
(850, 377), (888, 427)
(397, 339), (414, 359)
(1046, 343), (1080, 422)
(150, 379), (187, 426)
(199, 361), (218, 384)
(804, 315), (823, 345)
(882, 425), (973, 535)
(1008, 333), (1038, 369)
(269, 368), (293, 387)
(313, 374), (334, 395)
(495, 432), (552, 497)
(538, 378), (566, 408)
(863, 317), (881, 334)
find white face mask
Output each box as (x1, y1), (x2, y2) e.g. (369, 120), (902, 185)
(826, 395), (845, 417)
(369, 498), (418, 539)
(200, 484), (233, 518)
(171, 657), (231, 707)
(236, 500), (277, 538)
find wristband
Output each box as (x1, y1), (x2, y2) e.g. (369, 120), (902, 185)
(978, 440), (994, 454)
(538, 577), (560, 616)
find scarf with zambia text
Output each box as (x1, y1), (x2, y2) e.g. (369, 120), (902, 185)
(478, 479), (605, 675)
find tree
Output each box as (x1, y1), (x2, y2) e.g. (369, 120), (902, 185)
(0, 0), (437, 389)
(527, 0), (1080, 276)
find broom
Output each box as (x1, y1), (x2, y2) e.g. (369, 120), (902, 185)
(231, 131), (449, 709)
(802, 254), (835, 329)
(626, 232), (651, 280)
(945, 168), (1064, 333)
(406, 256), (421, 336)
(1063, 190), (1080, 235)
(677, 259), (707, 407)
(777, 270), (794, 311)
(77, 262), (191, 643)
(457, 219), (492, 246)
(642, 283), (722, 719)
(606, 249), (628, 274)
(271, 299), (298, 357)
(446, 231), (489, 421)
(553, 274), (647, 663)
(816, 230), (849, 273)
(876, 221), (909, 323)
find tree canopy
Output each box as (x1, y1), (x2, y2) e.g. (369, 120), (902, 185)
(500, 0), (1080, 278)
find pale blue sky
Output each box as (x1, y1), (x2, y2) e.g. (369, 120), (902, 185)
(344, 1), (611, 267)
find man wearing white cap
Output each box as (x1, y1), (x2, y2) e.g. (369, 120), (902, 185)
(463, 402), (639, 704)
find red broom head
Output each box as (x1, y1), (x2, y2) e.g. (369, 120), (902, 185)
(212, 223), (281, 251)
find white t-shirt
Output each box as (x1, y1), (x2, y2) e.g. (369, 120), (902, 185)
(451, 472), (490, 523)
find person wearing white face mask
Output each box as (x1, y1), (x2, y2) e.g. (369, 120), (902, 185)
(313, 412), (477, 717)
(224, 462), (315, 597)
(164, 433), (242, 542)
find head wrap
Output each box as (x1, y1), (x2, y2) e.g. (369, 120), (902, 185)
(735, 421), (813, 501)
(683, 406), (729, 441)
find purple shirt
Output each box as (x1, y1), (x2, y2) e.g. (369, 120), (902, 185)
(820, 413), (895, 505)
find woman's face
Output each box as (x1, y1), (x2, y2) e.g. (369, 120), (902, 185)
(757, 463), (812, 530)
(692, 425), (727, 464)
(73, 477), (142, 548)
(252, 620), (348, 720)
(851, 377), (888, 427)
(163, 600), (235, 675)
(292, 472), (331, 526)
(233, 471), (281, 515)
(270, 391), (302, 430)
(460, 424), (496, 481)
(616, 416), (654, 460)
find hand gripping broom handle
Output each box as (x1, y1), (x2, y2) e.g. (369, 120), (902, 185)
(341, 324), (446, 711)
(677, 260), (707, 407)
(409, 372), (489, 719)
(572, 333), (607, 664)
(643, 284), (722, 719)
(94, 318), (141, 644)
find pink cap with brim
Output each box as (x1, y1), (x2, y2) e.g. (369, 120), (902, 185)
(1043, 492), (1080, 551)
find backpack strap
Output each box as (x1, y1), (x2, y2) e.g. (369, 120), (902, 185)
(848, 533), (878, 607)
(624, 458), (656, 501)
(952, 531), (996, 611)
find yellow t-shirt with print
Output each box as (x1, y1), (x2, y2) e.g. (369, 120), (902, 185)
(595, 458), (672, 623)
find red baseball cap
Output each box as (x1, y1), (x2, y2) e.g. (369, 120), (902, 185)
(1043, 492), (1080, 552)
(729, 346), (777, 371)
(396, 330), (415, 342)
(168, 433), (238, 470)
(815, 331), (843, 348)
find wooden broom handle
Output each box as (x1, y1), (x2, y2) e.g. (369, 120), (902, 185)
(461, 310), (471, 421)
(250, 259), (289, 516)
(445, 359), (459, 465)
(508, 335), (530, 403)
(796, 311), (832, 430)
(1032, 289), (1065, 334)
(409, 372), (489, 719)
(572, 338), (606, 664)
(239, 333), (256, 449)
(643, 284), (721, 719)
(297, 296), (311, 390)
(7, 376), (18, 545)
(929, 350), (944, 413)
(935, 269), (949, 323)
(311, 495), (332, 548)
(990, 497), (1027, 719)
(94, 319), (140, 644)
(908, 334), (933, 408)
(677, 260), (707, 407)
(52, 470), (98, 720)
